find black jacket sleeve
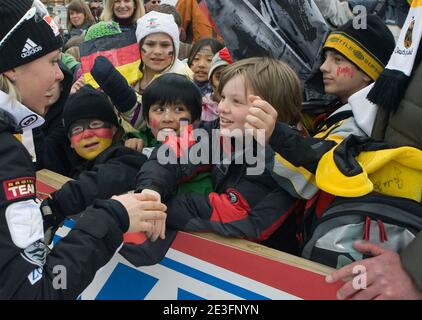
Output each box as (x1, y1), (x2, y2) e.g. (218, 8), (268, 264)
(1, 199), (128, 300)
(165, 184), (296, 241)
(46, 148), (147, 220)
(269, 122), (336, 173)
(0, 133), (129, 299)
(119, 228), (178, 267)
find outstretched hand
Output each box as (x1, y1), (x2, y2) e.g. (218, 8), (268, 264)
(112, 192), (167, 239)
(326, 241), (422, 300)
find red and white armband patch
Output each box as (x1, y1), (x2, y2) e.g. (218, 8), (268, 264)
(2, 177), (36, 201)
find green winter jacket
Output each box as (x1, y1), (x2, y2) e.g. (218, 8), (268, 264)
(401, 231), (422, 291)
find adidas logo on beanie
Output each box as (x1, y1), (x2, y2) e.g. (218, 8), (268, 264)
(0, 0), (63, 73)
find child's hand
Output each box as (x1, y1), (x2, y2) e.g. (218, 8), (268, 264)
(112, 192), (167, 235)
(138, 189), (166, 241)
(70, 76), (85, 96)
(139, 188), (161, 202)
(125, 138), (145, 152)
(245, 95), (278, 145)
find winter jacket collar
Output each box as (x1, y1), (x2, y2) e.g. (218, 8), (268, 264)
(164, 59), (193, 79)
(0, 90), (45, 131)
(69, 144), (146, 179)
(348, 83), (378, 136)
(0, 108), (18, 133)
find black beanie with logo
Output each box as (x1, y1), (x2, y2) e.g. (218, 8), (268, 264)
(63, 85), (119, 135)
(323, 14), (395, 81)
(0, 0), (63, 73)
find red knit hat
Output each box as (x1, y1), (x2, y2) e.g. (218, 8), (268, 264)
(208, 47), (233, 79)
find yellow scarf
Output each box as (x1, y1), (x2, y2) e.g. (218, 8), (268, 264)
(316, 146), (422, 202)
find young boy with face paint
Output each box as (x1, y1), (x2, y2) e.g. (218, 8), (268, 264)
(45, 76), (212, 266)
(41, 85), (148, 213)
(63, 85), (124, 169)
(141, 73), (201, 149)
(140, 73), (214, 196)
(315, 14), (395, 143)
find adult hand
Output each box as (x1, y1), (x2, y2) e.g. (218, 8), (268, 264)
(326, 241), (422, 300)
(125, 138), (145, 152)
(112, 192), (166, 235)
(244, 95), (278, 145)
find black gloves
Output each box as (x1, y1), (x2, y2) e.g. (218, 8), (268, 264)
(91, 56), (138, 113)
(40, 197), (65, 245)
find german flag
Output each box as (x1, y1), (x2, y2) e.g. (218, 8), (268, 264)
(80, 31), (142, 89)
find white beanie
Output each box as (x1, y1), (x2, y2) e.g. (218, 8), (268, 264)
(136, 11), (180, 59)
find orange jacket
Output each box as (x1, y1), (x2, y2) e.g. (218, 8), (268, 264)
(176, 0), (223, 43)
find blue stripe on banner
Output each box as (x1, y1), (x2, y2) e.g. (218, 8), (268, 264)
(96, 263), (159, 300)
(178, 288), (205, 300)
(159, 257), (270, 300)
(54, 222), (271, 300)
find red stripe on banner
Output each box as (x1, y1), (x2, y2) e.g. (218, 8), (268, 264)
(171, 232), (340, 300)
(80, 43), (140, 73)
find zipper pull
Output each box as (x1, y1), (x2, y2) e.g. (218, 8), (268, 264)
(363, 216), (371, 241)
(377, 219), (388, 243)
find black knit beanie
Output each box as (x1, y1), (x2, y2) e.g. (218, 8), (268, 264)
(323, 14), (395, 81)
(63, 85), (119, 135)
(0, 0), (63, 73)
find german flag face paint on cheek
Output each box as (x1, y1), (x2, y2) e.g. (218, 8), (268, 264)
(71, 128), (113, 143)
(70, 128), (113, 160)
(141, 34), (175, 72)
(165, 48), (174, 57)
